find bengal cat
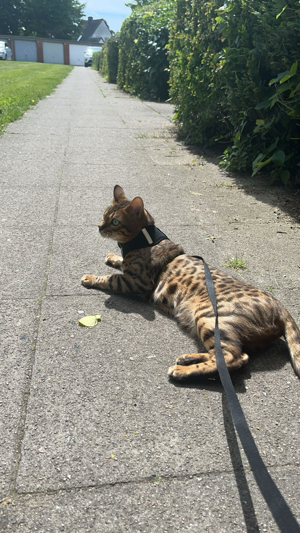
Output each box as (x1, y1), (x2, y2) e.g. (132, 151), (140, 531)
(81, 185), (300, 380)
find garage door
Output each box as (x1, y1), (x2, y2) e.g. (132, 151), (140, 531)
(43, 42), (64, 64)
(14, 40), (37, 62)
(69, 44), (87, 66)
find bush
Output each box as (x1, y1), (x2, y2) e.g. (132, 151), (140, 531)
(117, 0), (174, 101)
(169, 0), (300, 184)
(96, 34), (119, 83)
(92, 51), (101, 71)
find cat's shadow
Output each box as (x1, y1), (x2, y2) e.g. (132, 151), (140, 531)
(104, 293), (156, 321)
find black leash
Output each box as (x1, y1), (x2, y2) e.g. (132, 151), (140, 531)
(196, 255), (300, 533)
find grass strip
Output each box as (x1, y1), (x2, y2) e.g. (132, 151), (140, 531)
(0, 61), (73, 132)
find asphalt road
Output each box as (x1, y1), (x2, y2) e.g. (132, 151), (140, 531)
(0, 66), (299, 532)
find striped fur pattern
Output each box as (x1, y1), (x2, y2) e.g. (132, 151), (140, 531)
(81, 185), (300, 380)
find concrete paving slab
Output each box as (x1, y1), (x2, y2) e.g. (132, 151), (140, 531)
(138, 139), (201, 167)
(114, 115), (172, 131)
(59, 161), (156, 189)
(186, 185), (296, 227)
(7, 118), (71, 136)
(0, 188), (57, 226)
(273, 288), (300, 314)
(67, 128), (136, 146)
(148, 154), (299, 226)
(0, 134), (66, 156)
(196, 222), (300, 288)
(106, 97), (171, 117)
(64, 148), (143, 166)
(144, 100), (175, 120)
(24, 108), (72, 123)
(0, 165), (62, 189)
(0, 226), (52, 299)
(0, 155), (63, 189)
(69, 123), (129, 134)
(0, 299), (37, 498)
(45, 225), (103, 296)
(0, 146), (65, 168)
(69, 116), (123, 130)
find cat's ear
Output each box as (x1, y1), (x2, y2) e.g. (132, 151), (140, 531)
(126, 196), (144, 217)
(113, 185), (127, 204)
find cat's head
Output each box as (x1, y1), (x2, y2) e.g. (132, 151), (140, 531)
(98, 185), (155, 243)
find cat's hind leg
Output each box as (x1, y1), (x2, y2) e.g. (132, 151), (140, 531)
(168, 350), (249, 380)
(176, 353), (211, 365)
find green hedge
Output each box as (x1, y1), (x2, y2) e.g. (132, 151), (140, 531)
(117, 0), (174, 101)
(169, 0), (300, 183)
(95, 34), (119, 83)
(92, 51), (101, 71)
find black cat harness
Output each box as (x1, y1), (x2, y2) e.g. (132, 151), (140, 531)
(118, 225), (169, 258)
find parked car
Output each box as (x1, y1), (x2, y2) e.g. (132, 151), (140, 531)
(84, 46), (102, 67)
(0, 41), (13, 60)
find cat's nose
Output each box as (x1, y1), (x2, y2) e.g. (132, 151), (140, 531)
(98, 222), (107, 235)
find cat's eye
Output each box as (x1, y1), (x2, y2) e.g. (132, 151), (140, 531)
(111, 218), (120, 226)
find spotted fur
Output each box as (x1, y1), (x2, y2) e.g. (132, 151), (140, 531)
(81, 185), (300, 380)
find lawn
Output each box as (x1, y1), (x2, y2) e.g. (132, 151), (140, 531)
(0, 61), (73, 132)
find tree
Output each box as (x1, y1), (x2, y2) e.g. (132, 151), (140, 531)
(0, 0), (85, 39)
(0, 0), (25, 35)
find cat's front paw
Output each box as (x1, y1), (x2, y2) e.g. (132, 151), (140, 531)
(105, 253), (123, 269)
(81, 275), (96, 288)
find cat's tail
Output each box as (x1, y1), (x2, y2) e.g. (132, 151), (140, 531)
(283, 309), (300, 377)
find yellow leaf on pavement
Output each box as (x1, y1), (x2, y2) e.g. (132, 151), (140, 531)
(78, 314), (101, 327)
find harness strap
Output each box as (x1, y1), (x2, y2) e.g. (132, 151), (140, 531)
(195, 255), (300, 533)
(118, 225), (169, 258)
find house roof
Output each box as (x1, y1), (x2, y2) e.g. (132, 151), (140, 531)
(80, 18), (111, 44)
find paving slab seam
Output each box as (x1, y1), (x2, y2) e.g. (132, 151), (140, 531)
(90, 72), (114, 107)
(8, 143), (71, 498)
(1, 297), (42, 303)
(28, 286), (300, 300)
(145, 103), (173, 119)
(12, 461), (300, 500)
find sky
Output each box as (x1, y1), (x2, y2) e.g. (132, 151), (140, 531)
(83, 0), (132, 33)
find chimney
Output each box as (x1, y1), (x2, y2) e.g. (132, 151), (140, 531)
(88, 17), (93, 23)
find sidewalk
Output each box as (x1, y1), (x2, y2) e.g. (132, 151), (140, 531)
(0, 66), (299, 532)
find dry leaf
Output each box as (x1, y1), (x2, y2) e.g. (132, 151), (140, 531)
(78, 314), (101, 327)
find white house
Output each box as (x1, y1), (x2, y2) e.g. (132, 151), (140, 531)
(78, 17), (111, 45)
